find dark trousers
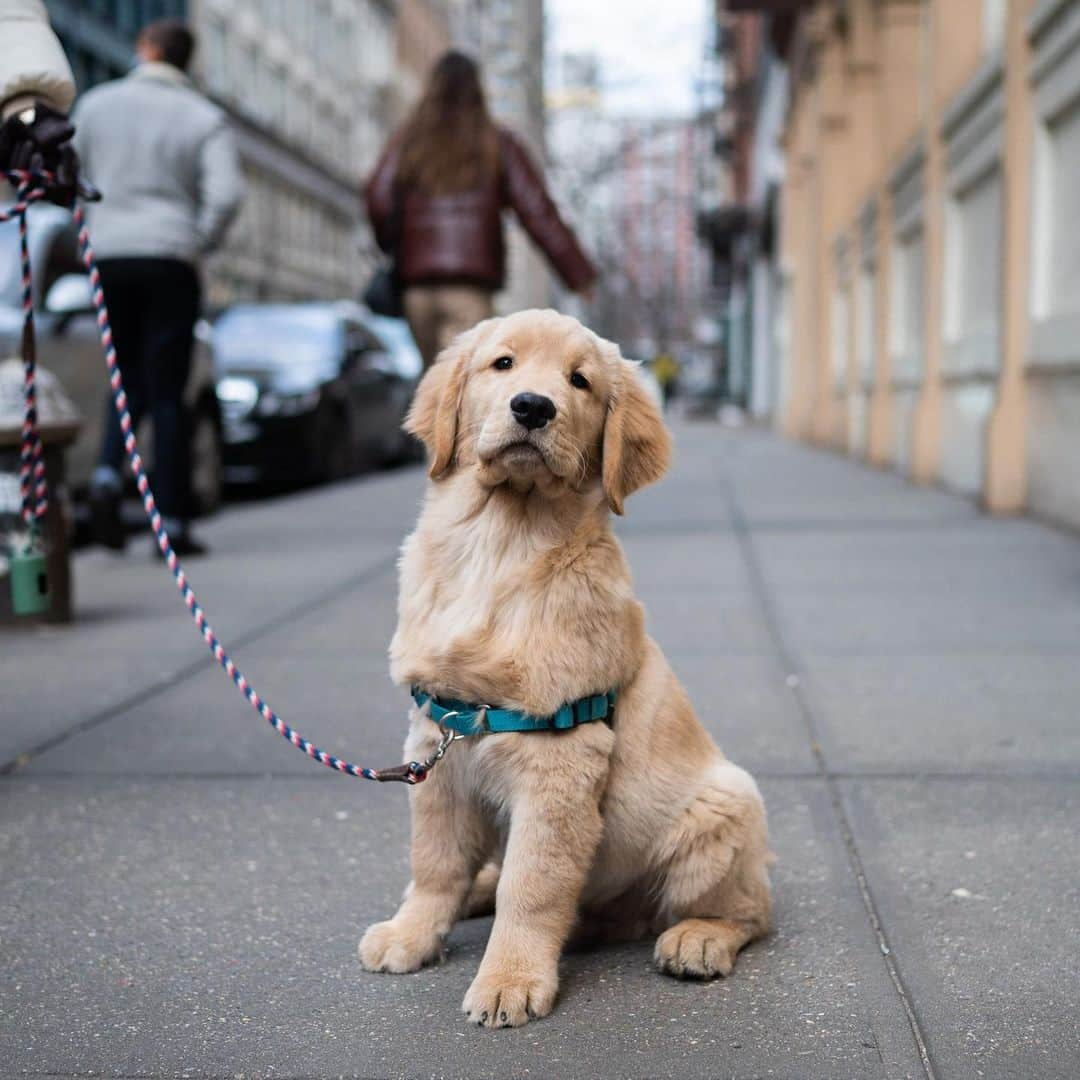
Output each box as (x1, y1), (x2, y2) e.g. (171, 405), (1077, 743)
(97, 258), (200, 521)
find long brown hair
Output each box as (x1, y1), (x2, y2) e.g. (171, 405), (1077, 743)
(397, 51), (499, 195)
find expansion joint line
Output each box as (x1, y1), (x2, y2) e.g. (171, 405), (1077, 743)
(721, 471), (937, 1080)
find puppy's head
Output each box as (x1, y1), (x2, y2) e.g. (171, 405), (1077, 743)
(404, 309), (671, 513)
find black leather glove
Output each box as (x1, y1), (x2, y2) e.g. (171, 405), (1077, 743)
(0, 101), (99, 205)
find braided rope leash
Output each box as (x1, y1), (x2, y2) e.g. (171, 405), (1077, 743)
(3, 170), (434, 784)
(0, 177), (49, 530)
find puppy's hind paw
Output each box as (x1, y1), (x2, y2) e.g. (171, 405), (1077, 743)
(358, 918), (443, 974)
(654, 919), (737, 980)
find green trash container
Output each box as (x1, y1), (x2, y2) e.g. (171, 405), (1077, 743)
(0, 360), (81, 625)
(9, 544), (51, 616)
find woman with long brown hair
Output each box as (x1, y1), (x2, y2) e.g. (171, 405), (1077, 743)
(366, 51), (595, 366)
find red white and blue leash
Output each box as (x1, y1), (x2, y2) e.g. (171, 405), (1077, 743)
(1, 176), (49, 530)
(2, 170), (443, 784)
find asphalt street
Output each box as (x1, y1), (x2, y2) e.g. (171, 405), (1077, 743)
(2, 422), (1078, 1079)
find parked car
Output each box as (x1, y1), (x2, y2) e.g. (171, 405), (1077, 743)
(359, 307), (424, 461)
(213, 302), (420, 487)
(0, 204), (224, 515)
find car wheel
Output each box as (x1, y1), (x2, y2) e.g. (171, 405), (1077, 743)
(406, 430), (425, 463)
(190, 398), (225, 516)
(376, 423), (407, 468)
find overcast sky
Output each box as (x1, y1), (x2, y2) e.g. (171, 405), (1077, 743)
(547, 0), (707, 117)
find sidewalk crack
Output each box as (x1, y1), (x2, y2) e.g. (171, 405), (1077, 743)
(722, 474), (938, 1080)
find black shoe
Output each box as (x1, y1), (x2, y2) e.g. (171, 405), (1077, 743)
(89, 485), (126, 551)
(154, 531), (209, 559)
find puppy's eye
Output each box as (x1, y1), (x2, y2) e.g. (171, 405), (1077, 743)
(570, 371), (590, 390)
(492, 356), (514, 371)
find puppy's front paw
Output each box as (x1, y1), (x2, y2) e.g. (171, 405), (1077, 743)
(462, 966), (557, 1028)
(655, 919), (736, 979)
(359, 918), (443, 974)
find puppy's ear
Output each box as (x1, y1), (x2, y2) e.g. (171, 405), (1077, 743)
(601, 350), (672, 515)
(404, 319), (495, 479)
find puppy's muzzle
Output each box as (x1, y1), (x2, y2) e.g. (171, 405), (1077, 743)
(510, 392), (556, 431)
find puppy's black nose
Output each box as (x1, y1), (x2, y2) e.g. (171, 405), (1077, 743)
(510, 392), (556, 431)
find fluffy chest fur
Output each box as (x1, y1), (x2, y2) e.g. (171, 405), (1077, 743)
(389, 479), (643, 716)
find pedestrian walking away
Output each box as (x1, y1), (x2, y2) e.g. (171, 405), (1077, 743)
(652, 349), (680, 412)
(365, 51), (596, 368)
(73, 18), (243, 557)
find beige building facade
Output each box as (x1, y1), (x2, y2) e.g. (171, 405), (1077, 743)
(754, 0), (1080, 530)
(191, 0), (400, 306)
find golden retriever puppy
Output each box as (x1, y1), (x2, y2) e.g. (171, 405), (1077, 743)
(359, 310), (771, 1028)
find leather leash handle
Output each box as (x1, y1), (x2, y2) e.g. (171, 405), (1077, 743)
(373, 762), (428, 784)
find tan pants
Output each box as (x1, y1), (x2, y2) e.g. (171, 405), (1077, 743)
(403, 285), (494, 368)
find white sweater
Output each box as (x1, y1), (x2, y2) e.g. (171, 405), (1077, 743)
(0, 0), (75, 117)
(73, 63), (245, 263)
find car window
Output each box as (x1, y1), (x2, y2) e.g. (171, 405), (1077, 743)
(214, 308), (344, 368)
(362, 314), (423, 379)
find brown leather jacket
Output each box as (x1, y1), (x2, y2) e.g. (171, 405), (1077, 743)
(365, 128), (595, 293)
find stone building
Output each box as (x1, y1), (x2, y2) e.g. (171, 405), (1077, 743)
(47, 0), (401, 307)
(189, 0), (398, 305)
(713, 0), (1080, 531)
(698, 11), (790, 415)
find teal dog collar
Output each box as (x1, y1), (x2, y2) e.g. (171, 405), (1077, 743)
(411, 686), (616, 736)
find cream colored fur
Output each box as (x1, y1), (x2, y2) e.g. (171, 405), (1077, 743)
(359, 310), (772, 1028)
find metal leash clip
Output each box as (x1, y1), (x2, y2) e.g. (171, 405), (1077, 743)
(374, 720), (467, 784)
(428, 720), (467, 765)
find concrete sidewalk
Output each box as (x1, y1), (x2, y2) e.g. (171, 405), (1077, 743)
(2, 423), (1078, 1079)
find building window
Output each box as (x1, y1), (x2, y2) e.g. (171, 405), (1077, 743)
(292, 1), (313, 53)
(313, 1), (333, 67)
(1046, 100), (1080, 310)
(267, 64), (287, 129)
(285, 86), (307, 146)
(857, 265), (876, 385)
(947, 169), (1002, 346)
(234, 39), (257, 110)
(939, 56), (1005, 494)
(831, 235), (851, 392)
(831, 286), (850, 390)
(1029, 0), (1080, 365)
(940, 57), (1004, 379)
(857, 200), (878, 389)
(202, 17), (228, 95)
(983, 0), (1006, 53)
(890, 231), (924, 382)
(254, 59), (284, 126)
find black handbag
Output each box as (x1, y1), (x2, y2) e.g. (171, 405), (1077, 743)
(363, 186), (404, 318)
(363, 262), (403, 318)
